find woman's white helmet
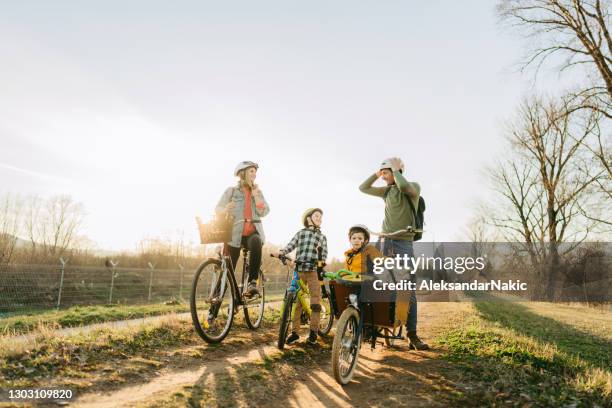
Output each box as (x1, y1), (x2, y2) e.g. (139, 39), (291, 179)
(380, 157), (404, 173)
(234, 161), (259, 176)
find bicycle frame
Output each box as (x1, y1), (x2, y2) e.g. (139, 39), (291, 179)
(214, 245), (254, 309)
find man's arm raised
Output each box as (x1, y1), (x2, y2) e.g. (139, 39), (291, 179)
(393, 171), (420, 199)
(359, 173), (386, 197)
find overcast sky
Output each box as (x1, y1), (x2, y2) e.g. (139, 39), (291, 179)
(0, 1), (580, 258)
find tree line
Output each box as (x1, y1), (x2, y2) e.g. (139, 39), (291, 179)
(470, 1), (611, 300)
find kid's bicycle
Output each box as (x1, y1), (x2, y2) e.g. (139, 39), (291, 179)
(328, 227), (422, 385)
(271, 251), (334, 349)
(190, 244), (265, 343)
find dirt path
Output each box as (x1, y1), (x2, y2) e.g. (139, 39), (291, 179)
(73, 344), (282, 408)
(69, 303), (468, 408)
(281, 302), (464, 408)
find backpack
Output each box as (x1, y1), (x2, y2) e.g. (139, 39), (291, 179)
(384, 187), (426, 241)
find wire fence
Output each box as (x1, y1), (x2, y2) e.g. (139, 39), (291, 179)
(0, 260), (290, 313)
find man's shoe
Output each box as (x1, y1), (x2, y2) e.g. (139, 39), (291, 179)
(286, 332), (300, 345)
(245, 281), (259, 298)
(407, 330), (430, 350)
(307, 330), (318, 345)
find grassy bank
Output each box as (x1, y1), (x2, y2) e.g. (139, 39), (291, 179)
(0, 310), (280, 392)
(437, 301), (611, 407)
(0, 303), (190, 336)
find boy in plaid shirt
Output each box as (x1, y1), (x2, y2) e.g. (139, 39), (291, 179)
(279, 208), (328, 345)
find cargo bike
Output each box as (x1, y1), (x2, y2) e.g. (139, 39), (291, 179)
(327, 227), (420, 385)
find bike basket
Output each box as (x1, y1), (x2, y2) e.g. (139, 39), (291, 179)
(329, 280), (360, 318)
(362, 302), (397, 328)
(198, 214), (234, 244)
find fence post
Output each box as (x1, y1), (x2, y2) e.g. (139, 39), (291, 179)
(56, 257), (67, 309)
(147, 262), (155, 302)
(177, 263), (184, 301)
(108, 260), (118, 304)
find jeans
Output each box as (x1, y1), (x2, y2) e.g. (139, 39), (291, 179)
(228, 233), (262, 282)
(379, 239), (418, 332)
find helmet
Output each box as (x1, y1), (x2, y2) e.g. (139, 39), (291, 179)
(302, 208), (323, 227)
(380, 157), (404, 173)
(234, 161), (259, 176)
(348, 224), (370, 244)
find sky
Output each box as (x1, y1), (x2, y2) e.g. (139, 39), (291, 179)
(0, 1), (581, 258)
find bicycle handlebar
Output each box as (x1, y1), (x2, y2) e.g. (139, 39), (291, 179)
(369, 226), (424, 238)
(270, 253), (293, 265)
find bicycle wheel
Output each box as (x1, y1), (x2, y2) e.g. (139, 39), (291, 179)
(244, 269), (265, 329)
(332, 307), (361, 385)
(318, 286), (334, 335)
(277, 290), (295, 350)
(190, 259), (235, 343)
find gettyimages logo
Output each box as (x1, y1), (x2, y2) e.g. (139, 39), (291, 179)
(372, 253), (487, 275)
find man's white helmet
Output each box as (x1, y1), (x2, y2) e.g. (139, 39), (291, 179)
(380, 157), (404, 173)
(234, 161), (259, 176)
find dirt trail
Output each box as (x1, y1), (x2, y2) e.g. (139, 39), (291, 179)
(73, 344), (282, 408)
(70, 302), (467, 408)
(283, 302), (463, 408)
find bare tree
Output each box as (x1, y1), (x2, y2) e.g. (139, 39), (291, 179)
(489, 94), (604, 298)
(23, 194), (85, 261)
(575, 113), (612, 226)
(0, 193), (23, 263)
(498, 0), (612, 117)
(23, 195), (43, 260)
(45, 195), (84, 257)
(488, 156), (549, 277)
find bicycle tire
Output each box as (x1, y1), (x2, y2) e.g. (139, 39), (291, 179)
(332, 307), (361, 385)
(277, 290), (295, 350)
(318, 289), (334, 335)
(244, 269), (265, 329)
(190, 258), (235, 343)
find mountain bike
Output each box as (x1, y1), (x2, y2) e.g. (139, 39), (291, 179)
(329, 227), (422, 385)
(271, 251), (334, 349)
(190, 244), (265, 343)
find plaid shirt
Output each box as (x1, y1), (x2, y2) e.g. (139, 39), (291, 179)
(281, 227), (328, 272)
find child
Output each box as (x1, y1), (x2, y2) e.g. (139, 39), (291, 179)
(344, 224), (383, 274)
(278, 208), (328, 345)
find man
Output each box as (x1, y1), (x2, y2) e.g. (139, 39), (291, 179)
(359, 157), (429, 350)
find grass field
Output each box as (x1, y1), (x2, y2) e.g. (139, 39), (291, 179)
(437, 301), (611, 407)
(0, 293), (285, 336)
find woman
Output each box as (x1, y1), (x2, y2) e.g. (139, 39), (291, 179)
(215, 161), (270, 296)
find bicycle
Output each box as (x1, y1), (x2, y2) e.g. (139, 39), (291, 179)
(329, 227), (423, 385)
(271, 251), (334, 349)
(190, 243), (265, 343)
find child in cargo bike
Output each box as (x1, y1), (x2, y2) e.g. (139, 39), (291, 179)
(278, 208), (328, 345)
(344, 224), (384, 275)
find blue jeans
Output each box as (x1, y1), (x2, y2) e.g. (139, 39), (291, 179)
(379, 239), (418, 332)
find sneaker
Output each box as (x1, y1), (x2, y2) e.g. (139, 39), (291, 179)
(245, 281), (259, 298)
(407, 330), (430, 350)
(307, 330), (318, 345)
(286, 332), (300, 345)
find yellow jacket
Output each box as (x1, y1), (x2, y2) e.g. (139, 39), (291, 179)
(344, 244), (384, 274)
